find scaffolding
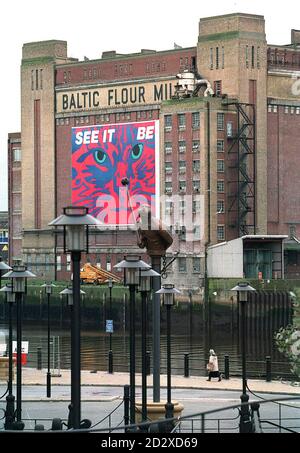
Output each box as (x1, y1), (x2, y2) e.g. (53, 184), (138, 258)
(227, 102), (256, 236)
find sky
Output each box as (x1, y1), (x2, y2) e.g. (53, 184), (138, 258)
(1, 0), (299, 211)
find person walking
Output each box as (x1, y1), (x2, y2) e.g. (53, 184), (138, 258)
(206, 349), (222, 381)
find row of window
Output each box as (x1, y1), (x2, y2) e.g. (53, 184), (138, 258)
(165, 179), (225, 194)
(268, 105), (300, 115)
(165, 159), (224, 174)
(164, 199), (225, 215)
(164, 112), (200, 130)
(164, 139), (224, 155)
(80, 56), (196, 81)
(31, 69), (43, 91)
(165, 140), (200, 154)
(56, 110), (155, 126)
(246, 46), (261, 69)
(210, 47), (225, 70)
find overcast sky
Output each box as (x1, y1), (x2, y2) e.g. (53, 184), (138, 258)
(1, 0), (299, 211)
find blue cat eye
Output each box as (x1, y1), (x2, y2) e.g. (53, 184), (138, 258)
(131, 144), (143, 160)
(94, 149), (107, 165)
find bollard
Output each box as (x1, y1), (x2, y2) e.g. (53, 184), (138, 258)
(108, 350), (113, 374)
(184, 353), (189, 378)
(37, 346), (42, 370)
(146, 351), (151, 376)
(124, 385), (130, 432)
(224, 355), (230, 380)
(266, 356), (272, 382)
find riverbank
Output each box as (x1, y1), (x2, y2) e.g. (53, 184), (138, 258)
(14, 367), (300, 398)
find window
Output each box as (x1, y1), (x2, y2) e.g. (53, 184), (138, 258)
(165, 182), (172, 194)
(178, 141), (186, 153)
(192, 112), (200, 129)
(193, 257), (201, 273)
(193, 200), (201, 213)
(178, 114), (186, 130)
(217, 113), (224, 131)
(214, 80), (222, 96)
(217, 140), (224, 152)
(13, 148), (22, 162)
(217, 180), (224, 193)
(193, 180), (200, 192)
(217, 225), (225, 241)
(246, 46), (249, 68)
(296, 107), (300, 115)
(273, 105), (278, 113)
(179, 180), (186, 193)
(257, 47), (260, 69)
(285, 106), (289, 114)
(251, 46), (255, 69)
(291, 107), (295, 114)
(216, 47), (219, 69)
(192, 140), (200, 152)
(179, 200), (186, 214)
(178, 258), (187, 273)
(217, 160), (225, 173)
(179, 161), (186, 174)
(193, 160), (200, 173)
(268, 105), (272, 113)
(31, 70), (34, 90)
(164, 115), (172, 131)
(56, 255), (62, 272)
(210, 48), (214, 69)
(222, 46), (225, 69)
(217, 200), (225, 213)
(165, 142), (172, 154)
(165, 162), (172, 174)
(165, 200), (173, 214)
(67, 254), (71, 272)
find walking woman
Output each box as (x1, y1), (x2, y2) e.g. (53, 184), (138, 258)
(206, 349), (222, 381)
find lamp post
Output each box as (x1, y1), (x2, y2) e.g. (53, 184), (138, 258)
(114, 256), (150, 425)
(0, 283), (15, 429)
(107, 278), (113, 353)
(60, 286), (86, 428)
(49, 206), (102, 430)
(139, 268), (160, 423)
(156, 284), (181, 427)
(231, 282), (256, 433)
(41, 283), (56, 398)
(3, 263), (36, 428)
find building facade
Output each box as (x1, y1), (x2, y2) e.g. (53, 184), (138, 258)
(8, 13), (300, 287)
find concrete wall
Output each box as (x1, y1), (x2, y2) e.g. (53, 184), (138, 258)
(207, 238), (244, 278)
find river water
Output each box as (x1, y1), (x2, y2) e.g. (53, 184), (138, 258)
(0, 313), (294, 381)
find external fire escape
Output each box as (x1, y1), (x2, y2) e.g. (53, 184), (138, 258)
(226, 102), (256, 236)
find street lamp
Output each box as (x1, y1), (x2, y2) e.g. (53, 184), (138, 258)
(156, 284), (181, 427)
(49, 206), (102, 430)
(2, 262), (36, 429)
(231, 282), (256, 433)
(0, 284), (15, 429)
(114, 256), (150, 425)
(139, 268), (160, 423)
(41, 282), (56, 398)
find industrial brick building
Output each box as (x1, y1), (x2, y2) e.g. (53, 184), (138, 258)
(7, 13), (300, 287)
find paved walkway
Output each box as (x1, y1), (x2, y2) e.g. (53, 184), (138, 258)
(15, 368), (300, 397)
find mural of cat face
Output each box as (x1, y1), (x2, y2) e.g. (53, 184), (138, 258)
(72, 121), (158, 225)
